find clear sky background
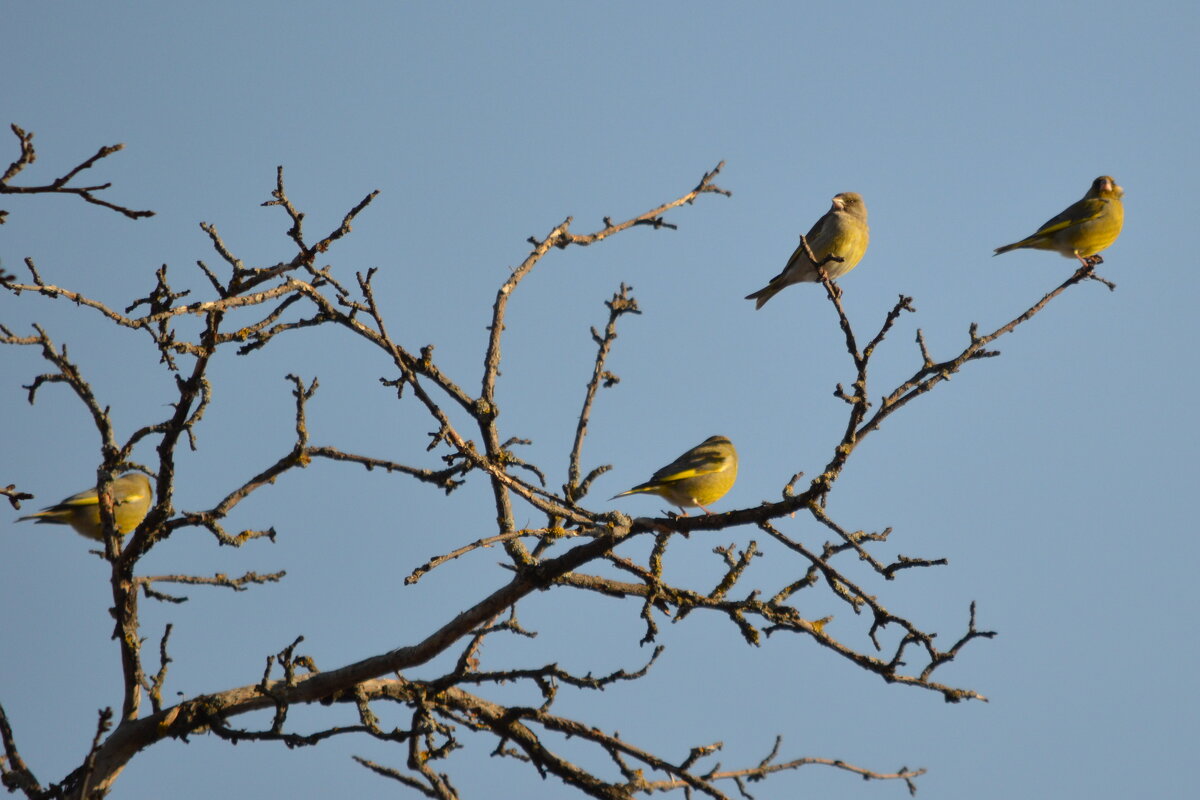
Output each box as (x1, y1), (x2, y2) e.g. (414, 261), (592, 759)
(2, 2), (1198, 798)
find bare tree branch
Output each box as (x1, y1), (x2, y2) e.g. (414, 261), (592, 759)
(0, 124), (154, 221)
(1, 150), (1105, 799)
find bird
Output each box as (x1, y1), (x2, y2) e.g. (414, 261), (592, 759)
(994, 176), (1124, 266)
(17, 472), (153, 541)
(745, 191), (870, 309)
(610, 435), (738, 515)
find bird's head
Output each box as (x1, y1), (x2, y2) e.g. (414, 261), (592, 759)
(832, 192), (866, 218)
(1091, 175), (1124, 199)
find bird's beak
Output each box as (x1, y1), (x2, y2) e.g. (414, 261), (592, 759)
(831, 196), (845, 210)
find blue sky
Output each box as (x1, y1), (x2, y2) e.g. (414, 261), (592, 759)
(2, 2), (1198, 797)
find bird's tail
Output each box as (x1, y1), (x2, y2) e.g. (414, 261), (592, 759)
(994, 235), (1040, 256)
(744, 282), (782, 310)
(16, 509), (66, 525)
(610, 484), (656, 501)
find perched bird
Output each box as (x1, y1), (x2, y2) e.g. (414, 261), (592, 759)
(746, 191), (870, 309)
(17, 472), (153, 541)
(611, 435), (738, 515)
(994, 176), (1124, 265)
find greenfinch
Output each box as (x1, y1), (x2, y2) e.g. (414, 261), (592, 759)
(17, 472), (153, 541)
(994, 176), (1124, 265)
(746, 192), (870, 309)
(611, 435), (737, 515)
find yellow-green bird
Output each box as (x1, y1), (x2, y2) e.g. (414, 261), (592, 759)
(17, 472), (153, 541)
(610, 435), (738, 515)
(746, 191), (870, 309)
(994, 176), (1124, 265)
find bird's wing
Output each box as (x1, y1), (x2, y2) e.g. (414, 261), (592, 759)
(777, 239), (814, 277)
(805, 208), (833, 243)
(54, 488), (102, 509)
(1035, 197), (1111, 236)
(651, 450), (727, 483)
(771, 212), (834, 277)
(807, 207), (856, 264)
(48, 479), (147, 511)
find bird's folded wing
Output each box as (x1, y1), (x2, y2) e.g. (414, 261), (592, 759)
(1036, 198), (1109, 235)
(57, 490), (101, 508)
